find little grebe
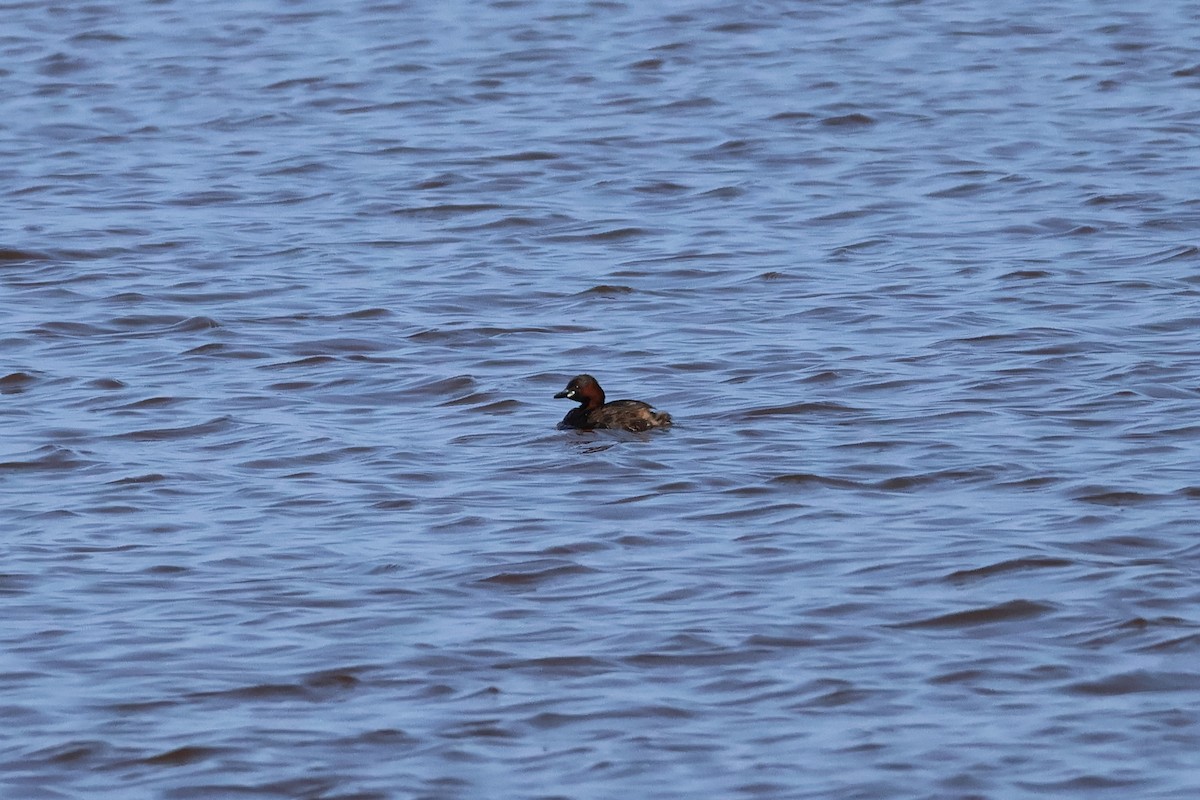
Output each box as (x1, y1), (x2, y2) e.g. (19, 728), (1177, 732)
(554, 374), (672, 432)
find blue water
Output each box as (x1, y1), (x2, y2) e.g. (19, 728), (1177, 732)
(3, 1), (1200, 798)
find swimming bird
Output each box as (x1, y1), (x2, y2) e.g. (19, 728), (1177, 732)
(554, 374), (672, 432)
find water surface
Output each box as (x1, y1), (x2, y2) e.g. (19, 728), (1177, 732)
(3, 1), (1200, 797)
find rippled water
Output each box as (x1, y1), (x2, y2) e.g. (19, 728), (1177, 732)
(4, 1), (1200, 797)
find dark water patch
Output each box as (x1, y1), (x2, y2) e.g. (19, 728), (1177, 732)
(833, 439), (913, 452)
(1135, 316), (1200, 334)
(26, 740), (113, 767)
(187, 683), (314, 704)
(1018, 340), (1114, 357)
(454, 397), (520, 414)
(37, 54), (92, 77)
(0, 447), (91, 472)
(493, 656), (614, 676)
(893, 600), (1055, 630)
(108, 396), (188, 411)
(1150, 244), (1199, 263)
(709, 138), (754, 155)
(469, 213), (567, 230)
(406, 326), (573, 344)
(796, 371), (844, 383)
(614, 532), (681, 547)
(743, 401), (860, 417)
(127, 314), (220, 333)
(927, 182), (989, 199)
(1015, 776), (1145, 792)
(709, 20), (774, 34)
(370, 498), (417, 509)
(820, 112), (875, 127)
(158, 281), (302, 303)
(677, 494), (810, 521)
(1084, 192), (1160, 207)
(874, 467), (1003, 491)
(490, 150), (559, 162)
(476, 561), (596, 588)
(240, 446), (376, 470)
(700, 185), (745, 200)
(165, 190), (244, 206)
(1066, 670), (1200, 696)
(442, 720), (517, 739)
(946, 557), (1075, 583)
(658, 96), (719, 112)
(1078, 615), (1197, 650)
(410, 172), (468, 190)
(1072, 486), (1168, 506)
(770, 110), (818, 122)
(136, 745), (231, 767)
(100, 697), (180, 716)
(267, 380), (319, 390)
(182, 343), (271, 359)
(105, 292), (149, 304)
(107, 473), (169, 485)
(0, 573), (37, 596)
(0, 248), (48, 261)
(163, 777), (381, 800)
(543, 227), (654, 242)
(390, 202), (504, 218)
(830, 238), (890, 256)
(263, 354), (338, 368)
(769, 473), (859, 490)
(633, 180), (690, 194)
(742, 634), (824, 649)
(288, 338), (392, 355)
(0, 372), (37, 394)
(113, 416), (234, 442)
(540, 540), (613, 556)
(304, 668), (367, 691)
(792, 681), (878, 710)
(1065, 535), (1165, 556)
(401, 374), (476, 398)
(69, 30), (130, 44)
(628, 57), (667, 71)
(42, 247), (135, 263)
(341, 307), (392, 320)
(806, 207), (882, 224)
(27, 321), (113, 338)
(260, 160), (332, 177)
(576, 284), (635, 296)
(145, 564), (190, 575)
(525, 710), (597, 729)
(1137, 633), (1200, 653)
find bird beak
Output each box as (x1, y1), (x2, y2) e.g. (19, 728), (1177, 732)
(554, 389), (574, 399)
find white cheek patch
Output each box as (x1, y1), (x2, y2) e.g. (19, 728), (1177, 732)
(565, 390), (576, 398)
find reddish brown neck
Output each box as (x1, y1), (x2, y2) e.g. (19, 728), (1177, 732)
(577, 382), (605, 410)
